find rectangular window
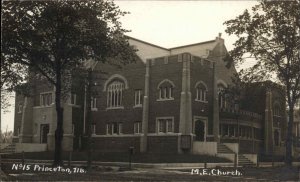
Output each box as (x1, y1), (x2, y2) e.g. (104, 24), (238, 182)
(166, 119), (173, 133)
(118, 123), (123, 134)
(158, 120), (165, 133)
(112, 122), (118, 134)
(134, 121), (142, 134)
(106, 123), (123, 135)
(158, 87), (174, 100)
(157, 117), (174, 133)
(134, 90), (143, 106)
(91, 97), (97, 109)
(40, 93), (52, 106)
(196, 88), (207, 102)
(71, 94), (77, 105)
(106, 124), (110, 135)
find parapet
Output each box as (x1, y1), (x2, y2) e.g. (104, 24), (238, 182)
(146, 53), (214, 68)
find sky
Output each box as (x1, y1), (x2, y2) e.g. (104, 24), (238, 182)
(1, 0), (258, 132)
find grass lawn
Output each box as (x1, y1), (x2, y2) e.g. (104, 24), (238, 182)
(2, 151), (231, 163)
(2, 165), (299, 181)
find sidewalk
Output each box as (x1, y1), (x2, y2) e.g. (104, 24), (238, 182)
(2, 158), (300, 169)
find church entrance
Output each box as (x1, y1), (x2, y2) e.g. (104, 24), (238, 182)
(195, 120), (205, 141)
(40, 124), (49, 144)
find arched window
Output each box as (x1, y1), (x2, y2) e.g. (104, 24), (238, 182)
(218, 84), (226, 109)
(107, 80), (125, 108)
(157, 79), (175, 100)
(195, 81), (208, 102)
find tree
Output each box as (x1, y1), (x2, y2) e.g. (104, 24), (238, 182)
(224, 0), (300, 165)
(2, 0), (137, 166)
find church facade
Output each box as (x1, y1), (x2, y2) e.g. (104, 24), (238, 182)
(13, 35), (287, 157)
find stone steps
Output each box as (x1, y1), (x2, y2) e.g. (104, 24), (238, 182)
(238, 154), (255, 166)
(217, 143), (234, 154)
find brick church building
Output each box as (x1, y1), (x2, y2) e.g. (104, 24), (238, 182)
(13, 34), (287, 161)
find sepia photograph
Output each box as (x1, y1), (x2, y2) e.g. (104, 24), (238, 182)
(1, 0), (300, 181)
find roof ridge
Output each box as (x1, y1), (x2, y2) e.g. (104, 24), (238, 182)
(126, 35), (218, 51)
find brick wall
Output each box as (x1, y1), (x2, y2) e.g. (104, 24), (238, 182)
(90, 136), (141, 152)
(92, 59), (145, 135)
(147, 136), (179, 153)
(190, 58), (214, 135)
(148, 57), (182, 133)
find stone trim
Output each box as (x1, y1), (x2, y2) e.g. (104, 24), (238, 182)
(92, 134), (143, 138)
(157, 79), (175, 89)
(148, 133), (181, 136)
(103, 74), (129, 91)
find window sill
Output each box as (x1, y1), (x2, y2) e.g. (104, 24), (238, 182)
(195, 100), (208, 103)
(157, 132), (174, 134)
(17, 111), (22, 114)
(149, 133), (179, 136)
(157, 98), (174, 101)
(91, 108), (98, 111)
(133, 105), (142, 108)
(106, 106), (124, 110)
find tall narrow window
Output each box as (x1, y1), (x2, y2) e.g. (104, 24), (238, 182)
(106, 124), (110, 135)
(157, 117), (174, 133)
(107, 80), (124, 108)
(195, 82), (208, 102)
(166, 119), (173, 133)
(134, 121), (142, 134)
(118, 123), (123, 134)
(218, 84), (226, 109)
(157, 79), (175, 100)
(107, 122), (122, 135)
(158, 120), (166, 133)
(91, 97), (97, 110)
(134, 90), (143, 107)
(112, 122), (118, 134)
(40, 93), (53, 106)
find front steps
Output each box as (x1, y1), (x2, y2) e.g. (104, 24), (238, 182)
(217, 143), (256, 166)
(238, 154), (255, 166)
(217, 143), (234, 153)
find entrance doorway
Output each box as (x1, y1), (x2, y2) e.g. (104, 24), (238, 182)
(40, 124), (49, 143)
(195, 120), (205, 141)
